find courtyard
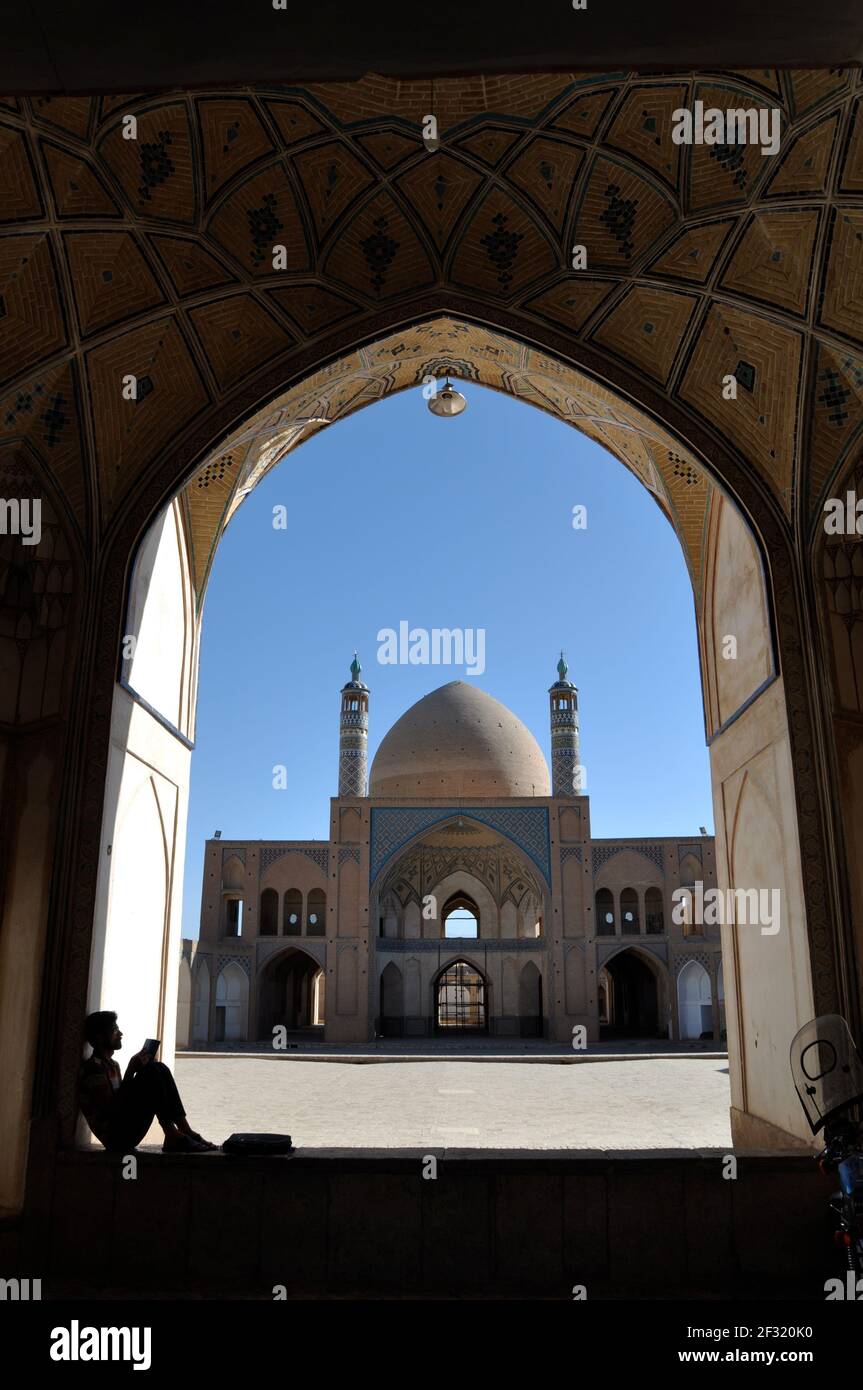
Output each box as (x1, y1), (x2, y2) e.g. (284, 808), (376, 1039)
(155, 1054), (734, 1151)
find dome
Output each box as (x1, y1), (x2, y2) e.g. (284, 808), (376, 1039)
(369, 682), (550, 798)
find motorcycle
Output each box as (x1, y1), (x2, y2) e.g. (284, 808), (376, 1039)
(790, 1013), (863, 1275)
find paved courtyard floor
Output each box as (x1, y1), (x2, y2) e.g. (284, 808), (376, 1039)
(157, 1055), (733, 1150)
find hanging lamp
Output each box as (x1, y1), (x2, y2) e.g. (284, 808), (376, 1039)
(428, 377), (467, 417)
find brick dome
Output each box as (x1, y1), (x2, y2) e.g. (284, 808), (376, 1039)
(369, 682), (550, 798)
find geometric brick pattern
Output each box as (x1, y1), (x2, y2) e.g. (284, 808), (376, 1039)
(646, 219), (735, 285)
(764, 114), (838, 199)
(719, 209), (820, 317)
(819, 209), (863, 341)
(0, 67), (859, 571)
(680, 302), (801, 509)
(42, 143), (120, 218)
(591, 284), (700, 385)
(65, 231), (166, 337)
(0, 234), (67, 384)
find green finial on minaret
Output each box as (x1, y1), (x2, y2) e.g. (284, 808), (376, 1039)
(557, 651), (568, 682)
(350, 652), (361, 683)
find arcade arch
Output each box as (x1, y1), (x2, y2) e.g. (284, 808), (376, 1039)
(257, 946), (324, 1038)
(0, 66), (859, 1209)
(79, 328), (829, 1154)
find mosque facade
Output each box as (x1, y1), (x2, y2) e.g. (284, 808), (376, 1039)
(178, 659), (721, 1048)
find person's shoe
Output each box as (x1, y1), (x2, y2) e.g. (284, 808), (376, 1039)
(163, 1132), (213, 1154)
(186, 1130), (218, 1150)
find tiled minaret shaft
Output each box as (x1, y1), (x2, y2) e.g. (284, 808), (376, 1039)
(549, 652), (580, 798)
(338, 653), (369, 797)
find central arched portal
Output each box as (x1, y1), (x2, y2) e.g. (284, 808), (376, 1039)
(435, 961), (489, 1035)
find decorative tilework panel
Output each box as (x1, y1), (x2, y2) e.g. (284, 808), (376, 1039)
(370, 806), (551, 884)
(216, 954), (250, 977)
(674, 949), (714, 976)
(677, 842), (704, 866)
(592, 843), (665, 874)
(300, 847), (330, 872)
(259, 846), (329, 873)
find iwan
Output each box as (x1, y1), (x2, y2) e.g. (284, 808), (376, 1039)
(671, 101), (780, 157)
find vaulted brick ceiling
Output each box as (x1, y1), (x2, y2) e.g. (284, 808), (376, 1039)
(1, 69), (861, 600)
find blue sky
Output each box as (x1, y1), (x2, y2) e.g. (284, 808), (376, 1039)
(181, 383), (713, 937)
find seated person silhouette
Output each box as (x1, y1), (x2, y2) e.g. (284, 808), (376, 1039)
(79, 1010), (217, 1153)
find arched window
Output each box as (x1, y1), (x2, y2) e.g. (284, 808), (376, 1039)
(259, 888), (278, 937)
(307, 887), (326, 936)
(620, 887), (639, 933)
(645, 886), (664, 934)
(678, 854), (701, 938)
(225, 898), (243, 938)
(595, 888), (615, 936)
(283, 888), (302, 935)
(442, 894), (479, 938)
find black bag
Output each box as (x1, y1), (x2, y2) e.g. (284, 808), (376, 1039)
(221, 1132), (294, 1156)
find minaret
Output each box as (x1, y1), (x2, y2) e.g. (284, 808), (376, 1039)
(549, 652), (581, 797)
(338, 653), (369, 797)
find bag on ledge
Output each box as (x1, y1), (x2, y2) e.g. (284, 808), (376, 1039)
(221, 1132), (294, 1156)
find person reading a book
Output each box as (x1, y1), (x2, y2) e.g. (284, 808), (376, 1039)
(79, 1010), (217, 1153)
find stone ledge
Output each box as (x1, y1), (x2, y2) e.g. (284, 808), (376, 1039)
(39, 1145), (833, 1296)
(58, 1145), (816, 1169)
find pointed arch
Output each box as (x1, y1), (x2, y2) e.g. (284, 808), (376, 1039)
(192, 959), (210, 1042)
(433, 958), (488, 1034)
(215, 962), (249, 1042)
(379, 962), (404, 1037)
(677, 959), (713, 1040)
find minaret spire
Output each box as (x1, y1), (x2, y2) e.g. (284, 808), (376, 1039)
(338, 653), (369, 797)
(549, 651), (581, 797)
